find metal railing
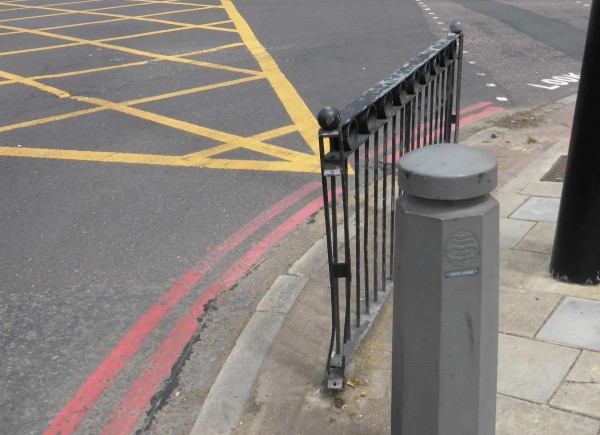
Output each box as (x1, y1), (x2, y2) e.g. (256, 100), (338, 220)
(317, 23), (464, 390)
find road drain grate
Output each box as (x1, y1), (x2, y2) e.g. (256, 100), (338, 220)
(541, 155), (568, 182)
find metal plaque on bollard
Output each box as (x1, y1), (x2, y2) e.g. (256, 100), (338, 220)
(392, 143), (499, 435)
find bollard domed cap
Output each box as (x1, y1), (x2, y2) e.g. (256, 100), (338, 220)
(398, 143), (497, 200)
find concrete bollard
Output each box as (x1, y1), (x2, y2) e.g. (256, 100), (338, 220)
(391, 143), (499, 435)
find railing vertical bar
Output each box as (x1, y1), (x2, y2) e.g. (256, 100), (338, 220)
(430, 76), (436, 144)
(382, 122), (388, 289)
(410, 95), (417, 151)
(439, 68), (446, 141)
(373, 130), (379, 302)
(354, 150), (361, 327)
(445, 56), (456, 142)
(390, 113), (398, 278)
(412, 88), (423, 150)
(319, 137), (338, 368)
(342, 158), (351, 343)
(363, 139), (370, 315)
(330, 175), (341, 353)
(454, 35), (464, 142)
(405, 100), (412, 155)
(434, 73), (440, 143)
(423, 82), (430, 147)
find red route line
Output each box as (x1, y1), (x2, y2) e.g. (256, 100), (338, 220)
(44, 181), (321, 435)
(100, 194), (328, 434)
(459, 106), (504, 126)
(460, 100), (492, 115)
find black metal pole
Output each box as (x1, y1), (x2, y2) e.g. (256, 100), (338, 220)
(550, 1), (600, 285)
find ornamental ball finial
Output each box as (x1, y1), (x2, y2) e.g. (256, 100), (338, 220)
(450, 20), (464, 34)
(317, 106), (341, 131)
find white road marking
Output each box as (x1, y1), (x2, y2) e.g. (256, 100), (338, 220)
(496, 97), (508, 102)
(528, 72), (580, 90)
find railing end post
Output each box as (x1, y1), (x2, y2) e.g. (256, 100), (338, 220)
(450, 20), (464, 34)
(318, 106), (341, 131)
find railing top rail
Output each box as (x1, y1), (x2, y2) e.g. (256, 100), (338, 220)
(317, 23), (463, 153)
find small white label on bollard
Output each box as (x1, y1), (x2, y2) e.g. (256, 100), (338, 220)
(444, 268), (479, 278)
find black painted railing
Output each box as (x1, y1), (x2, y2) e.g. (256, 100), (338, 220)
(317, 23), (464, 390)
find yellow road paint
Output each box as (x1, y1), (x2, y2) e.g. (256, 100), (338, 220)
(0, 0), (323, 173)
(0, 2), (226, 32)
(0, 75), (263, 132)
(0, 107), (104, 133)
(0, 42), (245, 86)
(126, 75), (262, 105)
(47, 0), (105, 7)
(0, 21), (262, 76)
(176, 41), (243, 57)
(221, 0), (320, 157)
(0, 69), (70, 97)
(0, 146), (321, 172)
(0, 42), (80, 57)
(0, 6), (218, 37)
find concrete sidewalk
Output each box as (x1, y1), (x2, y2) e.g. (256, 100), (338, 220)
(190, 96), (600, 435)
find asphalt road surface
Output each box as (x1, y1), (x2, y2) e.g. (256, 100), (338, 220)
(0, 0), (590, 433)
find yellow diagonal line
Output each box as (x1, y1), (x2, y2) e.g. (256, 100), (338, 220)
(0, 107), (104, 133)
(0, 22), (262, 76)
(0, 42), (81, 57)
(47, 0), (104, 7)
(125, 75), (262, 105)
(73, 96), (305, 159)
(221, 0), (320, 157)
(125, 0), (221, 7)
(183, 124), (311, 163)
(0, 75), (263, 133)
(0, 6), (222, 36)
(0, 69), (71, 97)
(0, 42), (245, 85)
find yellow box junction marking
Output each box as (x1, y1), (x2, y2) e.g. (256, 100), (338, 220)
(0, 0), (321, 173)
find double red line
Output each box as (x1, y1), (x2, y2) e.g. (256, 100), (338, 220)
(46, 101), (502, 434)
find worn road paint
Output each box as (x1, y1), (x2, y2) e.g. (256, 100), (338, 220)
(44, 182), (322, 435)
(100, 193), (330, 434)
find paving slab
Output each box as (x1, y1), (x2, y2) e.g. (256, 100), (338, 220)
(499, 287), (561, 338)
(537, 297), (600, 351)
(551, 382), (600, 420)
(522, 179), (563, 198)
(511, 197), (560, 222)
(496, 394), (600, 435)
(493, 191), (528, 218)
(500, 248), (548, 289)
(500, 218), (536, 249)
(526, 260), (600, 301)
(515, 221), (556, 254)
(555, 352), (600, 418)
(497, 334), (580, 403)
(566, 350), (600, 383)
